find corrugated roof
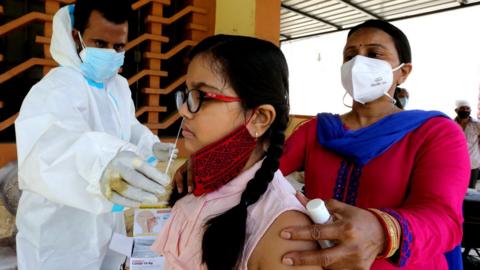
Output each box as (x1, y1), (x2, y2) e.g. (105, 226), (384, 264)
(280, 0), (480, 41)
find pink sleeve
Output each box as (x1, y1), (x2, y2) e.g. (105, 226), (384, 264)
(384, 118), (469, 266)
(280, 119), (315, 175)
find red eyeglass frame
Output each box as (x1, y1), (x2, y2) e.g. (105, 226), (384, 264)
(176, 88), (242, 113)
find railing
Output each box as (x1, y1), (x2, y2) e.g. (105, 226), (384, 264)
(0, 113), (18, 133)
(0, 58), (56, 84)
(0, 1), (63, 133)
(144, 40), (197, 60)
(0, 12), (52, 36)
(146, 112), (182, 130)
(125, 34), (169, 51)
(142, 75), (186, 95)
(132, 0), (171, 11)
(146, 6), (207, 25)
(128, 70), (168, 86)
(136, 1), (209, 134)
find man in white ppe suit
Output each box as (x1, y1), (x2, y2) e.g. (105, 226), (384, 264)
(14, 1), (176, 269)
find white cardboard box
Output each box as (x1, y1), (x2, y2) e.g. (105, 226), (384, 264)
(129, 237), (164, 270)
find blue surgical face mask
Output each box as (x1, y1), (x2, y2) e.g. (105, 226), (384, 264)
(77, 32), (125, 83)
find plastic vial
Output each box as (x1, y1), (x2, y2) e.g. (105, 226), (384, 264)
(306, 198), (335, 248)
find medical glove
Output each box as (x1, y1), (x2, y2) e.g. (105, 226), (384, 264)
(100, 151), (171, 208)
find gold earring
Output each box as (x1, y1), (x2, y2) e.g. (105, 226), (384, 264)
(255, 131), (259, 138)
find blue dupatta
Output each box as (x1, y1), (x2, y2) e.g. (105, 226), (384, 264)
(316, 110), (447, 165)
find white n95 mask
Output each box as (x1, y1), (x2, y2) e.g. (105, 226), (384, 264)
(341, 55), (403, 104)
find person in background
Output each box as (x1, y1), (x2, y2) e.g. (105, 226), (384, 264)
(394, 87), (409, 109)
(278, 20), (469, 270)
(454, 100), (480, 189)
(14, 1), (175, 269)
(152, 34), (320, 270)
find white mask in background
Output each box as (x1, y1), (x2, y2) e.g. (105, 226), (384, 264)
(341, 55), (404, 104)
(398, 97), (409, 108)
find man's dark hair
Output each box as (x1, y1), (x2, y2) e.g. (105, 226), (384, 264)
(73, 0), (132, 33)
(348, 19), (412, 64)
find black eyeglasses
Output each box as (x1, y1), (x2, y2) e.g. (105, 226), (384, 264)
(175, 88), (242, 113)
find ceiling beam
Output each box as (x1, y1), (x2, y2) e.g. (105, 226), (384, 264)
(337, 0), (383, 20)
(280, 1), (480, 43)
(281, 4), (342, 30)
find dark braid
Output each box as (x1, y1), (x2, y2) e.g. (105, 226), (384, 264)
(185, 35), (291, 270)
(240, 121), (287, 207)
(202, 116), (289, 270)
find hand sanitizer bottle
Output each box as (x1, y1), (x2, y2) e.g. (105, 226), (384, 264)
(306, 199), (334, 248)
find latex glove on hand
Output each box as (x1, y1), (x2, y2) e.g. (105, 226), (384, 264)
(152, 142), (178, 162)
(100, 151), (171, 208)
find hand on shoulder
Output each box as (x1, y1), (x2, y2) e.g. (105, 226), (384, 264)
(248, 210), (321, 270)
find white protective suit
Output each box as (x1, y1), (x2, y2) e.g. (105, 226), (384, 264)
(15, 6), (160, 270)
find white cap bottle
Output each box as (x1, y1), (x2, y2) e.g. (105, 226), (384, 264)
(306, 198), (334, 248)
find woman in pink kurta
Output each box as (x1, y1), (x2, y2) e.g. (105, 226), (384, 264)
(277, 19), (469, 270)
(280, 115), (469, 269)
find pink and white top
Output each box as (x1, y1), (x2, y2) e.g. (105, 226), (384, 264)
(151, 161), (306, 269)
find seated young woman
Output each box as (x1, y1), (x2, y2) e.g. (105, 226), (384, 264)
(150, 34), (321, 270)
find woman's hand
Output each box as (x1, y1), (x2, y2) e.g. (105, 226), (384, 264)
(172, 159), (193, 193)
(280, 194), (385, 269)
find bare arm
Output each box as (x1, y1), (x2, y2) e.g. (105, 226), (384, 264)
(248, 210), (323, 270)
